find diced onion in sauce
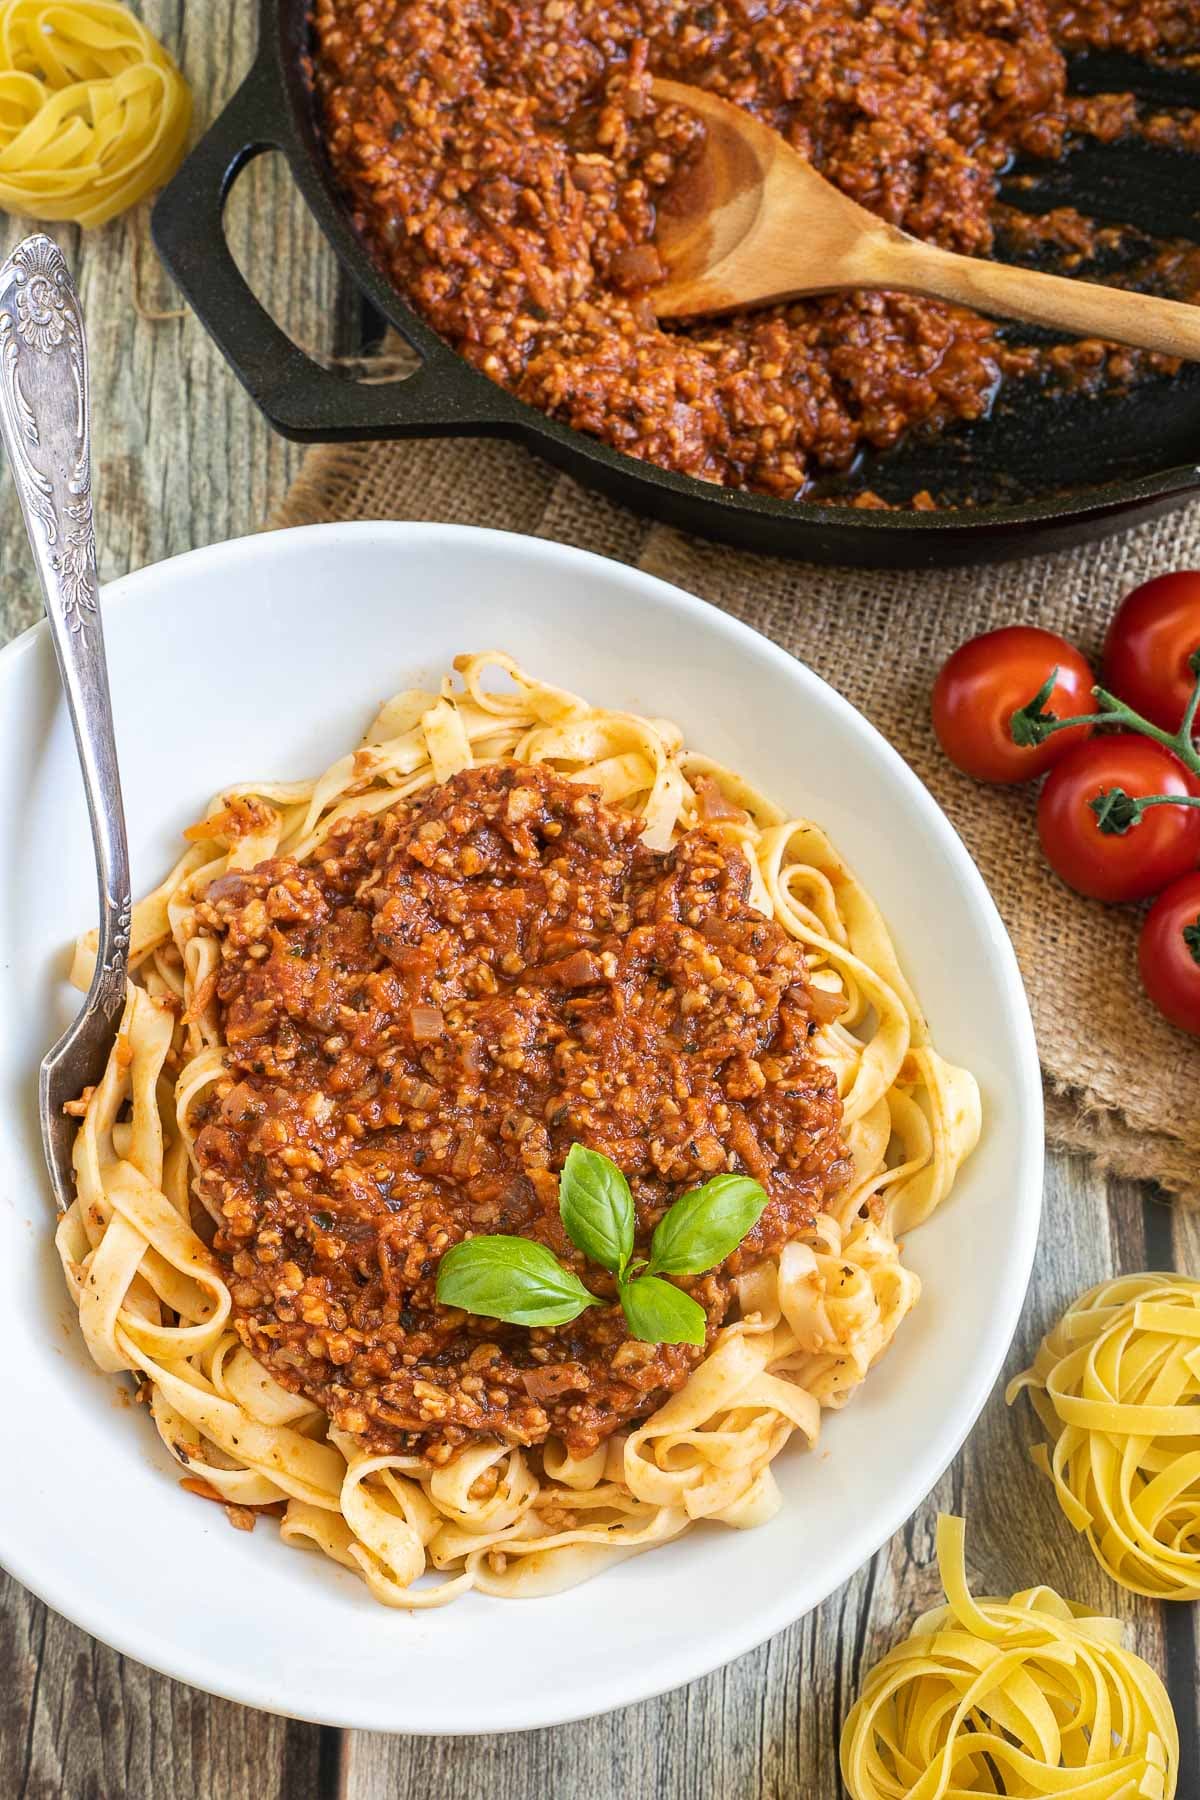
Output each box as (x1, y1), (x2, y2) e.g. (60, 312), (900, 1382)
(410, 1005), (445, 1042)
(694, 775), (749, 824)
(809, 984), (846, 1025)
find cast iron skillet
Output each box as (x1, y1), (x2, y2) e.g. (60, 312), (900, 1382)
(151, 0), (1200, 568)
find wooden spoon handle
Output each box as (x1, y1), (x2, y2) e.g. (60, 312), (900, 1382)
(862, 233), (1200, 360)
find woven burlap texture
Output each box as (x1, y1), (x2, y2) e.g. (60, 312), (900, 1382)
(271, 430), (1200, 1204)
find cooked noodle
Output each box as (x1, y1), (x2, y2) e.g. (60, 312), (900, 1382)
(57, 653), (981, 1606)
(0, 1), (190, 227)
(840, 1513), (1178, 1800)
(1008, 1274), (1200, 1603)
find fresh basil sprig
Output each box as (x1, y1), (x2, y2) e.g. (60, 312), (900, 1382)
(559, 1142), (635, 1278)
(618, 1273), (707, 1347)
(646, 1174), (769, 1276)
(434, 1148), (769, 1347)
(435, 1235), (601, 1328)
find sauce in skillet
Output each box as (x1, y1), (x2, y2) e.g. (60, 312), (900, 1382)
(312, 0), (1199, 506)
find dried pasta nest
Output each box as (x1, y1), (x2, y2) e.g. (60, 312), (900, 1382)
(1007, 1273), (1200, 1602)
(0, 1), (190, 227)
(840, 1513), (1178, 1800)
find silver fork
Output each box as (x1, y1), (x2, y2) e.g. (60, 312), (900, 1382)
(0, 234), (130, 1214)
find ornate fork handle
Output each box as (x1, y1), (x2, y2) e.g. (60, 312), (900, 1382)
(0, 235), (130, 1023)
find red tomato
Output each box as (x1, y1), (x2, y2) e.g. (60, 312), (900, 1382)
(1139, 871), (1200, 1036)
(932, 626), (1093, 784)
(1037, 736), (1200, 903)
(1103, 572), (1200, 734)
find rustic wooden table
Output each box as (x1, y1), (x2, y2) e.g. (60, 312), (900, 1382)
(1, 7), (1197, 1796)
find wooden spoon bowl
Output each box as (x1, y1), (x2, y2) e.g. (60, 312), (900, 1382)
(650, 78), (1200, 361)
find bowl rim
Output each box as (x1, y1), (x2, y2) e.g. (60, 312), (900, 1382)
(0, 522), (1045, 1729)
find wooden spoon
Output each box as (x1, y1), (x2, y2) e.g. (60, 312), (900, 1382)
(649, 78), (1200, 359)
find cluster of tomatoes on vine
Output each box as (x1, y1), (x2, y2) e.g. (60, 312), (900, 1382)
(932, 572), (1200, 1036)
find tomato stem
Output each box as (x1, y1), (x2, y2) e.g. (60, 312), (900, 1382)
(1183, 919), (1200, 969)
(1090, 787), (1200, 836)
(1129, 794), (1200, 814)
(1010, 671), (1200, 784)
(1180, 659), (1200, 746)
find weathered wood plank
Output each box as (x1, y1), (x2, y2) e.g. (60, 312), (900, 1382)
(340, 1152), (1174, 1800)
(1, 1570), (321, 1800)
(1169, 1185), (1200, 1280)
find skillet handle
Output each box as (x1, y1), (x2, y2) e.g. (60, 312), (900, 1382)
(151, 64), (512, 442)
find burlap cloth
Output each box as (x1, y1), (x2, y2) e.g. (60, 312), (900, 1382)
(269, 426), (1200, 1204)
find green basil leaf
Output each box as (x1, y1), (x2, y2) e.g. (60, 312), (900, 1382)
(619, 1275), (707, 1346)
(559, 1143), (635, 1277)
(647, 1174), (769, 1276)
(436, 1236), (601, 1327)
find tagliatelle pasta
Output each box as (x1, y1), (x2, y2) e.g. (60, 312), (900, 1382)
(1007, 1274), (1200, 1602)
(840, 1513), (1179, 1800)
(0, 0), (190, 227)
(58, 652), (980, 1607)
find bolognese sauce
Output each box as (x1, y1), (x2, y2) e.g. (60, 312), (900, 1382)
(193, 763), (849, 1463)
(311, 0), (1199, 506)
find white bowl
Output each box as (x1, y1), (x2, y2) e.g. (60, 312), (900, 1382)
(0, 523), (1042, 1732)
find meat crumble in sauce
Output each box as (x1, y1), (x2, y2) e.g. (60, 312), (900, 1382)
(311, 0), (1200, 507)
(192, 763), (849, 1464)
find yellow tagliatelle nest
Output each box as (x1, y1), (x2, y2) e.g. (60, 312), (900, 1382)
(1007, 1273), (1200, 1602)
(840, 1514), (1178, 1800)
(0, 0), (190, 227)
